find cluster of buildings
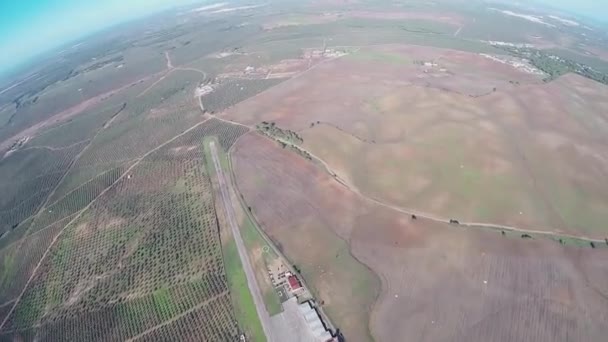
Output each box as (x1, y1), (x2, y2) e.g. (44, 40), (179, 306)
(267, 259), (338, 342)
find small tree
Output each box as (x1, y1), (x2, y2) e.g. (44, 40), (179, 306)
(590, 242), (596, 249)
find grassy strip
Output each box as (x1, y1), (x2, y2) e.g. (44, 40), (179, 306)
(208, 134), (282, 315)
(223, 239), (266, 342)
(203, 136), (266, 342)
(239, 216), (283, 316)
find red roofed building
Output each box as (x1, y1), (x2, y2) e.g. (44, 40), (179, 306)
(287, 274), (302, 292)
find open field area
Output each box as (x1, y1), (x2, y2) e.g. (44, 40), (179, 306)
(2, 0), (608, 341)
(353, 211), (608, 342)
(222, 43), (608, 239)
(231, 131), (608, 342)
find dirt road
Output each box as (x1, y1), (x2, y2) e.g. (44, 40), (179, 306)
(213, 116), (605, 244)
(209, 141), (275, 342)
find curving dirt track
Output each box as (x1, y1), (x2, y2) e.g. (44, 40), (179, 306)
(230, 131), (608, 342)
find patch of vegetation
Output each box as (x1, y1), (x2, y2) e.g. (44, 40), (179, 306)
(256, 121), (312, 160)
(222, 238), (266, 342)
(256, 121), (303, 145)
(499, 46), (608, 84)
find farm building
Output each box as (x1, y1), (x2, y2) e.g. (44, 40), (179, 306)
(298, 300), (334, 342)
(287, 273), (303, 291)
(270, 297), (336, 342)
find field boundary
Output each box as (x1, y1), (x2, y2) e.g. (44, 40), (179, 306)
(216, 116), (607, 245)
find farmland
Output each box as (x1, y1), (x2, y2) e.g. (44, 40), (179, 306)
(232, 133), (380, 342)
(230, 130), (608, 342)
(222, 44), (608, 238)
(351, 211), (608, 342)
(1, 0), (608, 341)
(0, 119), (251, 340)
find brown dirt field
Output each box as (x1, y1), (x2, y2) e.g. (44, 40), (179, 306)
(232, 133), (380, 342)
(222, 44), (608, 237)
(230, 132), (608, 342)
(351, 211), (608, 342)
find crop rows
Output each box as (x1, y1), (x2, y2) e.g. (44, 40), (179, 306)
(0, 121), (248, 340)
(0, 216), (72, 305)
(49, 159), (134, 205)
(26, 103), (125, 149)
(0, 217), (34, 251)
(0, 142), (87, 234)
(74, 105), (201, 171)
(198, 118), (250, 151)
(136, 292), (239, 342)
(202, 78), (286, 114)
(28, 164), (131, 234)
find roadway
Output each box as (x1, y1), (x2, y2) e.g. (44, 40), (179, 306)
(208, 141), (275, 342)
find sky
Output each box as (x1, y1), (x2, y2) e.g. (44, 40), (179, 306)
(0, 0), (200, 74)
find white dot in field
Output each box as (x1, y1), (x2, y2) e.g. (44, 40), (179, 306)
(519, 211), (523, 215)
(483, 280), (488, 284)
(394, 294), (399, 298)
(460, 164), (464, 169)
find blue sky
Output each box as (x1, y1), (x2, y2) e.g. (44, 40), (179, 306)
(0, 0), (201, 73)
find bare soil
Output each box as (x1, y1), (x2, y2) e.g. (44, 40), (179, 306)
(230, 131), (608, 342)
(351, 211), (608, 342)
(222, 44), (608, 238)
(232, 132), (380, 342)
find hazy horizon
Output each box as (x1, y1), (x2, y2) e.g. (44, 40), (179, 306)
(0, 0), (202, 76)
(1, 0), (607, 77)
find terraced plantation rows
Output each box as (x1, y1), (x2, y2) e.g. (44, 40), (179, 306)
(0, 119), (250, 341)
(0, 215), (74, 305)
(202, 78), (287, 114)
(0, 141), (88, 235)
